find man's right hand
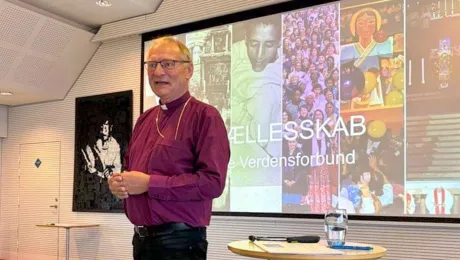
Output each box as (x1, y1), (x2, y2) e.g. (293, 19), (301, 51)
(108, 173), (129, 199)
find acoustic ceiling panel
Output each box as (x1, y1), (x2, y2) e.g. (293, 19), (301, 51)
(0, 0), (100, 106)
(12, 55), (54, 87)
(0, 4), (40, 46)
(31, 20), (76, 57)
(0, 46), (18, 79)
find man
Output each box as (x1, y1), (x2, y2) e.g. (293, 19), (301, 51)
(108, 36), (230, 260)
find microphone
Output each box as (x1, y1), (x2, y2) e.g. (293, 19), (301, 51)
(249, 235), (285, 242)
(249, 235), (320, 243)
(287, 236), (320, 243)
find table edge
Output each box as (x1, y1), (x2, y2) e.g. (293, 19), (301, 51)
(228, 241), (387, 260)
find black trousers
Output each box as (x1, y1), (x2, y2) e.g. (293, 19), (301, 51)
(132, 227), (207, 260)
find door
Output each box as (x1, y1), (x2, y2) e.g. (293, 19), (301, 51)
(18, 142), (60, 260)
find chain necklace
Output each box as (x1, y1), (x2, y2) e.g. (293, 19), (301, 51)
(155, 96), (192, 140)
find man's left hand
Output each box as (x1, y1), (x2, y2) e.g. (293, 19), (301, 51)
(122, 170), (150, 195)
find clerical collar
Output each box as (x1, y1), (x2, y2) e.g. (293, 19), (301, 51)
(159, 92), (191, 111)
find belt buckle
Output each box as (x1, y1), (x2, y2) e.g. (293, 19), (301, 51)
(135, 226), (148, 238)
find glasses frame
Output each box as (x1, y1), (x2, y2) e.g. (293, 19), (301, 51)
(144, 60), (190, 71)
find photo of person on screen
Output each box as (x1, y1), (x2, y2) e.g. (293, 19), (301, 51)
(228, 14), (283, 209)
(245, 18), (281, 72)
(231, 14), (282, 158)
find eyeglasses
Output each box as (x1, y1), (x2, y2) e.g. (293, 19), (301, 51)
(144, 60), (190, 71)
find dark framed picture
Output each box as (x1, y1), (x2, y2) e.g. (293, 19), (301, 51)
(72, 90), (132, 212)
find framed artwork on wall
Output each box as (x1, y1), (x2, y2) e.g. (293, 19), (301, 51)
(72, 90), (132, 212)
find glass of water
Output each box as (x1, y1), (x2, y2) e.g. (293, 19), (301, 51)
(324, 208), (348, 247)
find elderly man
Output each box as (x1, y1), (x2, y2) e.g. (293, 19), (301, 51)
(108, 36), (230, 260)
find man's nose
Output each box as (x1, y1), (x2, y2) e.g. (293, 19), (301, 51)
(257, 46), (265, 60)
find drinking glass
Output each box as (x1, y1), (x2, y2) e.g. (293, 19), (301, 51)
(324, 208), (348, 246)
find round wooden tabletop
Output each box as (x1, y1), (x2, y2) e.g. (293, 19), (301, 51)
(228, 240), (386, 260)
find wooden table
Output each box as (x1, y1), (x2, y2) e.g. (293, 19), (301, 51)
(228, 240), (386, 260)
(37, 223), (100, 260)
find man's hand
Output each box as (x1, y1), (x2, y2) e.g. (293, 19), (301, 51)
(108, 173), (129, 199)
(121, 170), (150, 195)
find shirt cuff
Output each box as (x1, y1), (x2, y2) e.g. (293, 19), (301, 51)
(148, 174), (168, 199)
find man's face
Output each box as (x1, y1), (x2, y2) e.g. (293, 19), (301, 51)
(246, 23), (280, 72)
(146, 42), (193, 102)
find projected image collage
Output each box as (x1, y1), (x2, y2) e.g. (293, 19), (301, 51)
(143, 0), (460, 217)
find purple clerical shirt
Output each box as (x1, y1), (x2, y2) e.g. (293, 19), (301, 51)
(123, 91), (230, 227)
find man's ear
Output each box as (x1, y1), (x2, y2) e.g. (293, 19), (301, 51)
(186, 63), (194, 79)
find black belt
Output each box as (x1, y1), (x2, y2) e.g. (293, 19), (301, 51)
(134, 222), (202, 238)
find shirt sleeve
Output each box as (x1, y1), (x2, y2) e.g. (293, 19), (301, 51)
(147, 110), (230, 201)
(123, 109), (152, 171)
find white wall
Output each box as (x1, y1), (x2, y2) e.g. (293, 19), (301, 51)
(0, 31), (460, 260)
(0, 105), (7, 138)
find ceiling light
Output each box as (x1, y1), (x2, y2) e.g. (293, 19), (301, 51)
(95, 0), (112, 7)
(0, 91), (13, 96)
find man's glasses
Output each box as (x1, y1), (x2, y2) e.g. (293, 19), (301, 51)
(144, 60), (190, 71)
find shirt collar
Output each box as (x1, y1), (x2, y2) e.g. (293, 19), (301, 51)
(159, 91), (191, 111)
